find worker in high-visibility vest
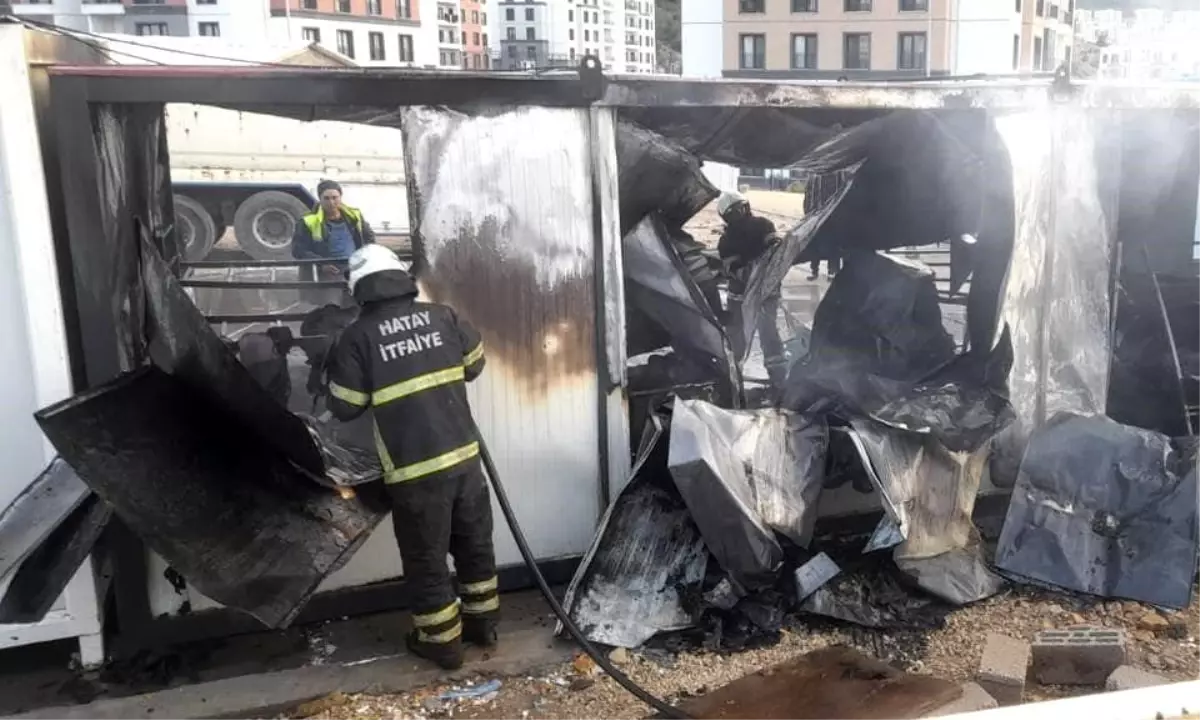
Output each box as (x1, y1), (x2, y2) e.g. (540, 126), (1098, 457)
(324, 245), (496, 671)
(292, 179), (377, 265)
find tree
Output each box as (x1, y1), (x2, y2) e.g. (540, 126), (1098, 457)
(657, 0), (681, 57)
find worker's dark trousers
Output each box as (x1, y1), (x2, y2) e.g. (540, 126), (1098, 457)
(387, 463), (499, 646)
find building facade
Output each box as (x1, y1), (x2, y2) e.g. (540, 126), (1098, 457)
(1076, 8), (1200, 81)
(490, 0), (655, 73)
(679, 0), (1072, 80)
(10, 0), (493, 70)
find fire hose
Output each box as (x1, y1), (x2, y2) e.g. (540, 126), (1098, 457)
(475, 431), (691, 719)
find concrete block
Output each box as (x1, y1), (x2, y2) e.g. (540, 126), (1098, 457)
(1105, 665), (1169, 692)
(977, 633), (1030, 706)
(926, 682), (999, 717)
(1032, 627), (1127, 686)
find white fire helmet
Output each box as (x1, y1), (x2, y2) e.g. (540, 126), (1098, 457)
(716, 191), (748, 218)
(347, 244), (406, 294)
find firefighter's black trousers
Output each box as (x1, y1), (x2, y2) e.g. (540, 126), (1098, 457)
(387, 462), (499, 645)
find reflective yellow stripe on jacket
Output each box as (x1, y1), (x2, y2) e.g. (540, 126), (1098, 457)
(464, 342), (484, 367)
(303, 205), (364, 242)
(330, 344), (482, 484)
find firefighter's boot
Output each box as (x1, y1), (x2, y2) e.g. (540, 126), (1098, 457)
(463, 616), (498, 648)
(406, 630), (464, 670)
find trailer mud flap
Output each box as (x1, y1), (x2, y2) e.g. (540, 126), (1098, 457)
(37, 366), (388, 628)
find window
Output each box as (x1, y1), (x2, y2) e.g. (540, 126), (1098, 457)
(481, 12), (486, 23)
(196, 0), (216, 4)
(570, 47), (576, 61)
(1035, 0), (1044, 16)
(337, 29), (355, 58)
(397, 0), (412, 18)
(739, 33), (765, 69)
(338, 0), (351, 12)
(791, 33), (817, 69)
(303, 0), (317, 9)
(473, 32), (480, 45)
(844, 0), (871, 9)
(899, 0), (926, 10)
(525, 27), (535, 39)
(198, 22), (220, 37)
(507, 45), (516, 58)
(505, 8), (513, 20)
(1012, 34), (1019, 69)
(843, 32), (870, 68)
(482, 32), (488, 46)
(399, 34), (414, 61)
(368, 0), (382, 15)
(527, 46), (537, 59)
(1033, 35), (1042, 68)
(506, 27), (515, 39)
(525, 7), (534, 20)
(369, 31), (385, 60)
(569, 9), (574, 21)
(302, 27), (321, 42)
(1015, 0), (1021, 9)
(792, 0), (816, 11)
(472, 10), (478, 23)
(897, 32), (925, 69)
(135, 23), (168, 36)
(584, 29), (590, 41)
(569, 28), (575, 40)
(739, 0), (764, 13)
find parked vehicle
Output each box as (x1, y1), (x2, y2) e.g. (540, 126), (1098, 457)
(166, 103), (409, 261)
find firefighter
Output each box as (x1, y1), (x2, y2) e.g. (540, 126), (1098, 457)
(715, 192), (788, 387)
(324, 245), (496, 671)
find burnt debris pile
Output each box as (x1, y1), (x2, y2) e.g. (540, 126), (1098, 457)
(562, 107), (1199, 653)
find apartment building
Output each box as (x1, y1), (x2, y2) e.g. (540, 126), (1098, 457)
(1076, 8), (1200, 81)
(268, 0), (441, 67)
(623, 0), (653, 73)
(491, 0), (654, 73)
(10, 0), (494, 70)
(460, 0), (488, 69)
(10, 0), (268, 37)
(680, 0), (1071, 80)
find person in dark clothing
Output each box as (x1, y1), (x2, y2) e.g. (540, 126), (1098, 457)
(715, 192), (788, 387)
(292, 179), (377, 272)
(225, 327), (293, 408)
(802, 171), (850, 280)
(324, 244), (494, 672)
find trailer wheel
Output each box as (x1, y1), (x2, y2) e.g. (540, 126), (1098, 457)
(233, 191), (309, 261)
(173, 194), (218, 261)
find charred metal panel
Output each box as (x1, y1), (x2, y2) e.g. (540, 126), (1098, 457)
(591, 107), (633, 498)
(404, 106), (605, 561)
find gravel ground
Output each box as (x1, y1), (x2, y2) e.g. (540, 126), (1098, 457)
(287, 584), (1199, 720)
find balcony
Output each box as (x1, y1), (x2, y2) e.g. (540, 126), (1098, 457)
(83, 0), (126, 14)
(11, 1), (57, 15)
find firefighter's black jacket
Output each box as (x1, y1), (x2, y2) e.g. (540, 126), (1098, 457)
(326, 270), (485, 484)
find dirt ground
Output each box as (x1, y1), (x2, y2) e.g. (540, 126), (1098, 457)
(287, 585), (1199, 720)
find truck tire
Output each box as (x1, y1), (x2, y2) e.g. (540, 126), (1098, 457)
(233, 190), (310, 261)
(174, 193), (218, 261)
